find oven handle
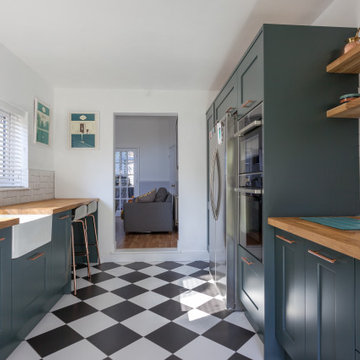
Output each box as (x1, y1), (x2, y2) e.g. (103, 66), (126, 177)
(234, 187), (263, 195)
(234, 120), (262, 137)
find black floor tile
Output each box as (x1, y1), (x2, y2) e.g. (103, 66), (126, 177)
(187, 261), (209, 269)
(120, 271), (150, 283)
(146, 322), (198, 353)
(152, 283), (188, 298)
(228, 353), (252, 360)
(27, 325), (82, 357)
(94, 262), (121, 271)
(150, 299), (192, 321)
(88, 272), (115, 283)
(88, 323), (141, 356)
(156, 261), (182, 270)
(190, 269), (212, 281)
(155, 270), (185, 282)
(73, 284), (107, 300)
(102, 301), (145, 322)
(203, 321), (255, 351)
(53, 302), (97, 323)
(112, 284), (147, 299)
(197, 298), (233, 319)
(192, 282), (220, 297)
(125, 262), (152, 270)
(165, 356), (182, 360)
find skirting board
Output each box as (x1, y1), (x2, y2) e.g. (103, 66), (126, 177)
(102, 249), (209, 263)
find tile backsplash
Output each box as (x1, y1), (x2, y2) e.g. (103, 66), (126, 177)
(0, 169), (54, 206)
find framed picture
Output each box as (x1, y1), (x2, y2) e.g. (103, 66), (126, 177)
(69, 112), (99, 149)
(34, 98), (50, 145)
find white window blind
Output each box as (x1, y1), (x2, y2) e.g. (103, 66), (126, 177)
(0, 104), (28, 188)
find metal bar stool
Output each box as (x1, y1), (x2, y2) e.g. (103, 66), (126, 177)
(85, 200), (100, 265)
(71, 204), (91, 295)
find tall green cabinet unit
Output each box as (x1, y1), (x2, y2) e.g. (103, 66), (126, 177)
(207, 24), (359, 359)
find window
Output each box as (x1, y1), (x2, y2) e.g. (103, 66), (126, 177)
(0, 100), (28, 188)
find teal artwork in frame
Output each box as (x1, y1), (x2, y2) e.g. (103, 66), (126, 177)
(69, 112), (99, 149)
(34, 98), (50, 145)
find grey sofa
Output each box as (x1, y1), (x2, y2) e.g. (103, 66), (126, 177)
(123, 195), (173, 233)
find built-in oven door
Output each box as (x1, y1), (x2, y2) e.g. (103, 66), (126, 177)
(237, 184), (263, 262)
(239, 126), (263, 175)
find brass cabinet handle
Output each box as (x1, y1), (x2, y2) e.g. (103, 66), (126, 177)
(241, 100), (255, 108)
(58, 215), (70, 220)
(276, 235), (295, 244)
(308, 249), (336, 264)
(0, 237), (5, 242)
(241, 256), (253, 266)
(28, 252), (45, 261)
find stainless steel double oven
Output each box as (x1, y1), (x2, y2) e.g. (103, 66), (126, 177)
(235, 103), (263, 262)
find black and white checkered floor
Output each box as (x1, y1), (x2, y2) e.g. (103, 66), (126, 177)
(8, 261), (264, 360)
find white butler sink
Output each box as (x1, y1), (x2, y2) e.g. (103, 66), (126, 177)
(0, 214), (53, 258)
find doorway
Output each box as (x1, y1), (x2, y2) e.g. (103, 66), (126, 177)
(114, 114), (179, 250)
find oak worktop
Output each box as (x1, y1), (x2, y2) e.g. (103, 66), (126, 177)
(268, 216), (360, 260)
(0, 217), (19, 230)
(0, 198), (98, 215)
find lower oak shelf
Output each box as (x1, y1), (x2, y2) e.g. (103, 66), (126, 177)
(327, 97), (360, 118)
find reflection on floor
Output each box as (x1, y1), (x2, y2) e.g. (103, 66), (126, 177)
(116, 217), (178, 249)
(8, 261), (264, 360)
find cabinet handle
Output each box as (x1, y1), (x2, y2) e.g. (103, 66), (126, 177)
(241, 100), (255, 108)
(58, 215), (70, 220)
(28, 252), (45, 261)
(241, 256), (253, 266)
(308, 249), (336, 264)
(276, 235), (295, 244)
(0, 237), (5, 242)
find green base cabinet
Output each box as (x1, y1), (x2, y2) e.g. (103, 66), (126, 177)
(354, 260), (360, 353)
(356, 351), (360, 360)
(275, 230), (305, 360)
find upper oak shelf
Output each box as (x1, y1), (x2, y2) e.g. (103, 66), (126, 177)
(326, 45), (360, 118)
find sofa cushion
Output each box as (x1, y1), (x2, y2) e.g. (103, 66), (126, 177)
(135, 188), (156, 203)
(155, 187), (168, 202)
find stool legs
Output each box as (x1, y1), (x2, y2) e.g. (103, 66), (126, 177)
(79, 219), (92, 279)
(71, 225), (77, 295)
(86, 214), (101, 265)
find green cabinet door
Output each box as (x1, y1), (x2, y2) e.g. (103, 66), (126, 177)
(206, 104), (215, 133)
(51, 211), (71, 299)
(356, 351), (360, 360)
(305, 243), (355, 360)
(214, 71), (238, 123)
(237, 32), (264, 118)
(238, 245), (264, 335)
(0, 228), (14, 360)
(356, 260), (360, 352)
(275, 230), (305, 360)
(12, 242), (51, 340)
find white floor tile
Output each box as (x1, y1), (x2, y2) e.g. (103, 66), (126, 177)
(95, 277), (130, 291)
(105, 266), (133, 277)
(224, 311), (255, 332)
(129, 290), (168, 309)
(50, 294), (81, 312)
(174, 290), (212, 308)
(171, 276), (207, 289)
(175, 336), (234, 360)
(26, 313), (65, 339)
(135, 276), (168, 290)
(111, 338), (171, 360)
(75, 266), (101, 278)
(68, 312), (117, 338)
(44, 339), (106, 360)
(71, 277), (92, 291)
(84, 292), (124, 310)
(174, 309), (220, 335)
(172, 265), (199, 276)
(121, 310), (169, 336)
(138, 265), (167, 276)
(237, 334), (264, 360)
(7, 341), (40, 360)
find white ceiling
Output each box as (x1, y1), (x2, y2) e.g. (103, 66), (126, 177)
(0, 0), (335, 90)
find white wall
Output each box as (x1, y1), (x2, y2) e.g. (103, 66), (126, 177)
(0, 44), (54, 171)
(54, 89), (215, 261)
(115, 115), (176, 194)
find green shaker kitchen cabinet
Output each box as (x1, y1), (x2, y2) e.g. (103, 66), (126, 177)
(356, 351), (360, 360)
(214, 71), (238, 123)
(275, 230), (305, 360)
(50, 211), (71, 299)
(0, 228), (13, 360)
(355, 260), (360, 352)
(305, 243), (355, 360)
(12, 242), (51, 340)
(236, 32), (264, 118)
(207, 104), (215, 133)
(238, 245), (264, 335)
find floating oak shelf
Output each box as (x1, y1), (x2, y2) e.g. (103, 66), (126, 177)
(327, 97), (360, 118)
(326, 45), (360, 73)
